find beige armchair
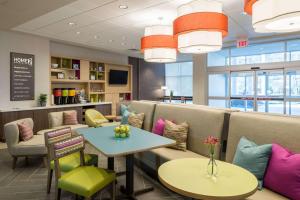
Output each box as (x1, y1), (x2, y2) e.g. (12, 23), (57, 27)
(4, 118), (47, 169)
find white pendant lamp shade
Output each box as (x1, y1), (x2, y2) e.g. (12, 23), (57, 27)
(245, 0), (300, 33)
(173, 0), (228, 54)
(141, 26), (177, 63)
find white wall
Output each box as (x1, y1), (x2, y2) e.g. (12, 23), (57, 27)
(50, 42), (128, 65)
(0, 31), (50, 109)
(193, 54), (208, 105)
(0, 31), (129, 110)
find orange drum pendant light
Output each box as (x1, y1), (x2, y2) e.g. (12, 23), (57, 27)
(173, 0), (228, 54)
(141, 26), (177, 63)
(245, 0), (300, 33)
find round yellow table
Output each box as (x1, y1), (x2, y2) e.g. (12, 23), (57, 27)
(158, 158), (258, 200)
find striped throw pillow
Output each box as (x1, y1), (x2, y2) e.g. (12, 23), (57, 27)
(18, 121), (34, 141)
(163, 120), (189, 151)
(128, 113), (145, 128)
(63, 111), (78, 125)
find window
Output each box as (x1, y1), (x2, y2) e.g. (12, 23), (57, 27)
(207, 39), (300, 67)
(231, 42), (285, 65)
(287, 40), (300, 62)
(208, 73), (229, 108)
(207, 49), (229, 67)
(165, 62), (193, 96)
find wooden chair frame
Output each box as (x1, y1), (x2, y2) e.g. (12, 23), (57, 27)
(44, 127), (72, 194)
(50, 136), (115, 200)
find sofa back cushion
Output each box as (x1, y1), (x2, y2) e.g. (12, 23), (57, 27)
(226, 112), (300, 163)
(48, 111), (63, 128)
(129, 101), (156, 131)
(153, 104), (226, 158)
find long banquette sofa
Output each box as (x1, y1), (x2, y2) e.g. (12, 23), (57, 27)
(120, 100), (298, 200)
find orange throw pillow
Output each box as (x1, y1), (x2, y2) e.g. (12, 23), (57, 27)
(18, 121), (34, 141)
(63, 111), (78, 125)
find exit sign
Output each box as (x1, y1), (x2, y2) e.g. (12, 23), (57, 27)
(237, 39), (249, 48)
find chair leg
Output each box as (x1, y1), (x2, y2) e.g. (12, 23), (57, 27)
(55, 188), (61, 200)
(43, 157), (48, 168)
(110, 180), (116, 200)
(25, 156), (29, 166)
(12, 156), (18, 169)
(47, 169), (53, 194)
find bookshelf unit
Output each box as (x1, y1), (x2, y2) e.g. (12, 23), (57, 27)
(50, 56), (132, 114)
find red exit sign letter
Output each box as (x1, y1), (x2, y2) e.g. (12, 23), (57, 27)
(237, 39), (249, 48)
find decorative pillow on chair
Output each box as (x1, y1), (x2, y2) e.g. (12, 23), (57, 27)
(163, 120), (188, 151)
(233, 137), (272, 189)
(18, 121), (34, 141)
(264, 144), (300, 200)
(63, 111), (78, 125)
(121, 109), (132, 124)
(152, 118), (165, 136)
(120, 104), (129, 116)
(128, 113), (145, 128)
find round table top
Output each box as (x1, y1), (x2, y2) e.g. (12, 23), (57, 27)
(158, 158), (258, 200)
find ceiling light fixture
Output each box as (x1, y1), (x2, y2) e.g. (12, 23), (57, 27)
(173, 0), (228, 54)
(119, 5), (128, 9)
(68, 22), (75, 26)
(141, 25), (177, 63)
(245, 0), (300, 33)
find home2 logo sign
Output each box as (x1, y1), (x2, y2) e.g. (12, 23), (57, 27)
(10, 52), (35, 101)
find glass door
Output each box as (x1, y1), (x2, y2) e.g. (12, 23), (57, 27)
(230, 69), (284, 113)
(256, 70), (284, 114)
(230, 71), (255, 111)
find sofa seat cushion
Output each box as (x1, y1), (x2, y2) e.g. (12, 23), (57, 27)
(247, 188), (289, 200)
(58, 166), (115, 198)
(12, 134), (47, 156)
(150, 147), (206, 161)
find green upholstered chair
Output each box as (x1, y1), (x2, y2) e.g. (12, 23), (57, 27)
(44, 127), (98, 194)
(85, 109), (119, 127)
(50, 135), (115, 200)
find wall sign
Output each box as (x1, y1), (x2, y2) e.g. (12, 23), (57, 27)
(10, 52), (35, 101)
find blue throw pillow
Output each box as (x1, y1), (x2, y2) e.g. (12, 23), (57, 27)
(233, 137), (272, 190)
(121, 109), (131, 124)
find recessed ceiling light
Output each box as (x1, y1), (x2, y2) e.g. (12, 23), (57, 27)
(109, 39), (114, 43)
(76, 31), (81, 35)
(119, 5), (128, 9)
(68, 22), (76, 26)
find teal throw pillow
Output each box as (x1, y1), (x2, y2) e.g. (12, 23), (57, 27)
(121, 109), (131, 124)
(120, 104), (129, 116)
(233, 137), (272, 190)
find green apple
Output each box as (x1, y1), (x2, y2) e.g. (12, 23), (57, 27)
(120, 127), (126, 133)
(120, 133), (127, 138)
(114, 127), (120, 133)
(115, 133), (120, 138)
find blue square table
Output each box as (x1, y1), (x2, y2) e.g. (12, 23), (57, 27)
(77, 125), (175, 199)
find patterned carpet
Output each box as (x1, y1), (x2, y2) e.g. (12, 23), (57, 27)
(0, 146), (187, 200)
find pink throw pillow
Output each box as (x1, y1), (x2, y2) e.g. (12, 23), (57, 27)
(264, 144), (300, 200)
(63, 111), (78, 125)
(152, 118), (165, 136)
(18, 121), (33, 141)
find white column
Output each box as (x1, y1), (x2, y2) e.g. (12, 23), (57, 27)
(193, 54), (208, 105)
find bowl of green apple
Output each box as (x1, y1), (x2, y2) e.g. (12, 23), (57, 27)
(114, 125), (130, 138)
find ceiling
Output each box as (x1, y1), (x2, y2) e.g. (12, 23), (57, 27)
(8, 0), (300, 59)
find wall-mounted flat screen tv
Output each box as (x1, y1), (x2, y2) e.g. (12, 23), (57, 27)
(109, 70), (128, 85)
